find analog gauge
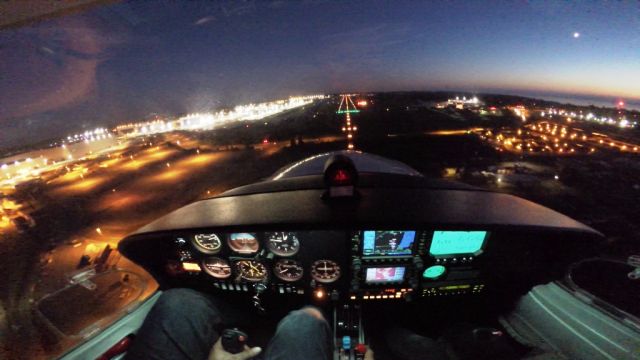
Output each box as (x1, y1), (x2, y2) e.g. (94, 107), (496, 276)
(311, 260), (341, 284)
(267, 232), (300, 256)
(202, 257), (231, 279)
(235, 260), (268, 282)
(274, 259), (304, 282)
(228, 233), (259, 254)
(193, 233), (222, 254)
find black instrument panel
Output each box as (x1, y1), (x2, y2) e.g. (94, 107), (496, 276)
(119, 174), (604, 304)
(117, 219), (604, 305)
(170, 229), (499, 301)
(173, 230), (350, 296)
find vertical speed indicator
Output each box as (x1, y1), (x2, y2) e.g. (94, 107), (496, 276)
(274, 259), (304, 282)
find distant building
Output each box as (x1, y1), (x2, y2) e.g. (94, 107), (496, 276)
(435, 96), (482, 109)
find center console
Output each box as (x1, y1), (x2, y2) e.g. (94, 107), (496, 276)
(349, 230), (488, 301)
(334, 303), (367, 359)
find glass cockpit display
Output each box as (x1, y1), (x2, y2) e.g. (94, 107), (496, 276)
(365, 266), (406, 283)
(362, 230), (415, 256)
(429, 231), (487, 256)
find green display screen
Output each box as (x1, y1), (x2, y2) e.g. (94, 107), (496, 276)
(423, 265), (446, 279)
(429, 231), (487, 256)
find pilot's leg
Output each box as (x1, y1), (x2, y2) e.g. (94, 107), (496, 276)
(264, 307), (333, 360)
(125, 288), (223, 360)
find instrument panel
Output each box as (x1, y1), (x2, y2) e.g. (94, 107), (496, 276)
(173, 231), (349, 297)
(171, 229), (489, 301)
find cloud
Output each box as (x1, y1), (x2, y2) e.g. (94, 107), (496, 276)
(194, 16), (216, 26)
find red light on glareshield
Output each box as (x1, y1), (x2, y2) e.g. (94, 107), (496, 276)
(323, 154), (358, 189)
(333, 169), (350, 183)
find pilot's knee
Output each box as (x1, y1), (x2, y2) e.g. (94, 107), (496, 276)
(300, 306), (326, 321)
(154, 288), (220, 321)
(156, 288), (204, 308)
(133, 288), (221, 358)
(277, 306), (330, 335)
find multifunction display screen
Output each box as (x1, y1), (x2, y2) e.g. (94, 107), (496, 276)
(365, 266), (406, 283)
(429, 231), (487, 256)
(362, 230), (415, 256)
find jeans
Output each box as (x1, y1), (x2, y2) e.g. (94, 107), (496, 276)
(125, 288), (333, 360)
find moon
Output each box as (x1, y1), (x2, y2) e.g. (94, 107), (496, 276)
(573, 32), (580, 38)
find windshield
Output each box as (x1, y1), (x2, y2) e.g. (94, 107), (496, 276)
(1, 1), (639, 359)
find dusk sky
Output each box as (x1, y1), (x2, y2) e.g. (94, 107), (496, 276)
(1, 1), (639, 148)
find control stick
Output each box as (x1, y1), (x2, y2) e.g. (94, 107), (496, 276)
(221, 328), (248, 354)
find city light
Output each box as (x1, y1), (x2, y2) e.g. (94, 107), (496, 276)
(179, 96), (323, 132)
(546, 107), (635, 129)
(112, 95), (324, 136)
(479, 117), (640, 156)
(435, 96), (481, 109)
